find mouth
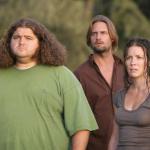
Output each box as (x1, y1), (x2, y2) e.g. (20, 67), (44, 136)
(95, 41), (104, 46)
(17, 47), (26, 50)
(130, 68), (138, 72)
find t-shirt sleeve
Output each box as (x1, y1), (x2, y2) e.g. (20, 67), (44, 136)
(63, 84), (99, 137)
(113, 89), (124, 108)
(142, 94), (150, 108)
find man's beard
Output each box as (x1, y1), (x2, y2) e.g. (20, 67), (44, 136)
(10, 47), (40, 63)
(92, 45), (109, 54)
(31, 47), (40, 60)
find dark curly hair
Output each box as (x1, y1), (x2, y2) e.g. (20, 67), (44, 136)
(0, 18), (67, 68)
(124, 37), (150, 90)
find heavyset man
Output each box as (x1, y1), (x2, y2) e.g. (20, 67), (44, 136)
(74, 15), (124, 150)
(0, 18), (98, 150)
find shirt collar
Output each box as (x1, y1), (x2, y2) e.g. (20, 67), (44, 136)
(89, 54), (123, 68)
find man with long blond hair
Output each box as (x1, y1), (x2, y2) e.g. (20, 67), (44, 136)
(0, 18), (98, 150)
(74, 15), (124, 150)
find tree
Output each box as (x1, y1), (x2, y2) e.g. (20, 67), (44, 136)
(0, 0), (94, 70)
(92, 0), (150, 58)
(110, 0), (150, 48)
(133, 0), (150, 18)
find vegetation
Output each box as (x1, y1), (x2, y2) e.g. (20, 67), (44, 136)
(0, 0), (150, 70)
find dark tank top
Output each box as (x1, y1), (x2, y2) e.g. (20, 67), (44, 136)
(113, 89), (150, 150)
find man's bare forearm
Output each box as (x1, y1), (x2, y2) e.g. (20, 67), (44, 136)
(72, 130), (90, 150)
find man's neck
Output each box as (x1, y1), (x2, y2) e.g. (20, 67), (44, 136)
(93, 51), (114, 67)
(14, 61), (37, 70)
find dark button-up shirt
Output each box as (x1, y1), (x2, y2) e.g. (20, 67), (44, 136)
(74, 54), (124, 150)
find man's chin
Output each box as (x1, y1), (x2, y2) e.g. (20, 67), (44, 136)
(16, 55), (28, 59)
(93, 48), (106, 54)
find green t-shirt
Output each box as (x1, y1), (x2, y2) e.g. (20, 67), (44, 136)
(0, 65), (98, 150)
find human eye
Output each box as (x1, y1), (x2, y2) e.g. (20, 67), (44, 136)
(26, 36), (32, 40)
(102, 31), (106, 34)
(91, 32), (97, 36)
(137, 56), (143, 59)
(13, 36), (19, 39)
(126, 56), (131, 60)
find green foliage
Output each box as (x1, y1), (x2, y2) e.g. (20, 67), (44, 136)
(92, 0), (150, 59)
(132, 0), (150, 18)
(0, 0), (93, 70)
(110, 0), (150, 48)
(0, 0), (150, 70)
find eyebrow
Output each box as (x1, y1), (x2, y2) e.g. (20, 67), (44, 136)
(91, 31), (97, 33)
(127, 54), (144, 56)
(91, 31), (108, 34)
(92, 30), (107, 32)
(12, 35), (34, 39)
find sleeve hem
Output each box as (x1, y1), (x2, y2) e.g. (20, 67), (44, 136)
(68, 125), (99, 137)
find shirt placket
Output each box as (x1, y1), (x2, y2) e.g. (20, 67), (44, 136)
(93, 62), (111, 95)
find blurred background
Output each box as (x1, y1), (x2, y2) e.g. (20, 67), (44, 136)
(0, 0), (150, 71)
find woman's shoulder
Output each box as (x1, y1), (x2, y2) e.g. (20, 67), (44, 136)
(115, 88), (126, 98)
(113, 88), (126, 107)
(142, 93), (150, 108)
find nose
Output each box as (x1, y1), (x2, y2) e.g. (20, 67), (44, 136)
(19, 37), (25, 45)
(96, 33), (101, 40)
(131, 58), (136, 66)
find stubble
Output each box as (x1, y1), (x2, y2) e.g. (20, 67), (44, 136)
(10, 47), (40, 63)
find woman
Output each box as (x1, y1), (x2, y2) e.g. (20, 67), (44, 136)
(108, 37), (150, 150)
